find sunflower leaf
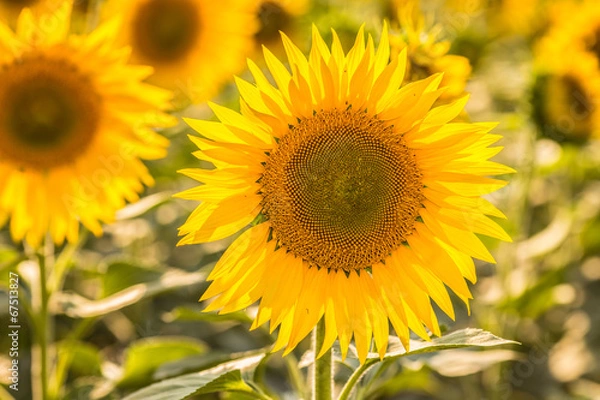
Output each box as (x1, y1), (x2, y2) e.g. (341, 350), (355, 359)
(376, 328), (519, 360)
(117, 337), (207, 389)
(339, 329), (518, 400)
(103, 261), (165, 297)
(122, 353), (266, 400)
(56, 340), (103, 378)
(153, 347), (271, 380)
(0, 246), (25, 289)
(346, 328), (519, 361)
(162, 306), (253, 324)
(51, 269), (206, 318)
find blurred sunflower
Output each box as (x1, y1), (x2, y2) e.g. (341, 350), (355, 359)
(254, 0), (309, 54)
(533, 56), (600, 141)
(537, 0), (600, 61)
(177, 25), (513, 363)
(104, 0), (258, 103)
(390, 0), (471, 102)
(0, 1), (174, 247)
(535, 0), (600, 140)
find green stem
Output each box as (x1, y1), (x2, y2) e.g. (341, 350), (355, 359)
(312, 319), (333, 400)
(50, 230), (87, 293)
(337, 359), (378, 400)
(48, 317), (97, 399)
(36, 250), (50, 400)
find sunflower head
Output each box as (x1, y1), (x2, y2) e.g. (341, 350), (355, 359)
(534, 0), (600, 141)
(0, 1), (174, 246)
(104, 0), (259, 104)
(533, 61), (600, 142)
(178, 24), (512, 363)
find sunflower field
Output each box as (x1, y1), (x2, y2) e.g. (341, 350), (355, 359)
(0, 0), (599, 399)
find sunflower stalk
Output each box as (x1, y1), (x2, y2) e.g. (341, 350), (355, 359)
(32, 244), (52, 400)
(312, 319), (333, 400)
(48, 317), (98, 399)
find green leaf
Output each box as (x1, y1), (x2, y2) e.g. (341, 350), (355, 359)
(375, 328), (519, 361)
(51, 269), (206, 318)
(365, 368), (436, 400)
(122, 353), (267, 400)
(153, 347), (270, 380)
(103, 261), (164, 297)
(57, 341), (103, 377)
(163, 306), (253, 324)
(154, 352), (236, 380)
(0, 246), (21, 270)
(0, 246), (25, 289)
(118, 337), (207, 389)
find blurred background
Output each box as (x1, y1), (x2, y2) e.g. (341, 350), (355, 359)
(1, 0), (599, 399)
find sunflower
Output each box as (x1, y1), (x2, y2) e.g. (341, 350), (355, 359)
(390, 0), (471, 103)
(103, 0), (258, 103)
(533, 55), (600, 141)
(0, 1), (174, 247)
(537, 0), (600, 62)
(534, 0), (600, 140)
(177, 25), (513, 363)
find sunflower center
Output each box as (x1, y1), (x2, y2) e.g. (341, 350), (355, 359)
(261, 109), (424, 271)
(255, 1), (291, 44)
(563, 75), (591, 118)
(0, 54), (101, 169)
(132, 0), (200, 62)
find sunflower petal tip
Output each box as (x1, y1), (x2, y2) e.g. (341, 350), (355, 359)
(316, 343), (333, 359)
(279, 30), (290, 41)
(281, 346), (295, 357)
